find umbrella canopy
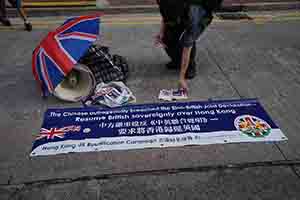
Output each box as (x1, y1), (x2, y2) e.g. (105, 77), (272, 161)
(32, 14), (101, 96)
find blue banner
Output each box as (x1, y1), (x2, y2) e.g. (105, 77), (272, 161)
(31, 99), (287, 156)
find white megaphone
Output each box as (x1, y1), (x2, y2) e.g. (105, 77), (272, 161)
(53, 64), (96, 102)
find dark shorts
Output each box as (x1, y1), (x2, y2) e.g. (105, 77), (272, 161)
(8, 0), (21, 8)
(180, 4), (213, 47)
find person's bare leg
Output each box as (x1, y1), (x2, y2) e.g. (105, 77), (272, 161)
(17, 7), (32, 31)
(179, 46), (192, 91)
(10, 0), (32, 31)
(18, 6), (27, 21)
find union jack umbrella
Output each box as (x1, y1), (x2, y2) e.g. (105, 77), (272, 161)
(32, 14), (101, 96)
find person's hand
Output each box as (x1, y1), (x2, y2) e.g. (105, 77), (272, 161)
(154, 33), (166, 48)
(179, 77), (188, 92)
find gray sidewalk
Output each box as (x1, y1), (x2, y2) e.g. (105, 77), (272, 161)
(0, 12), (300, 199)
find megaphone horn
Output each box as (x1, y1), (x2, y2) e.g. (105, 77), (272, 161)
(53, 64), (96, 102)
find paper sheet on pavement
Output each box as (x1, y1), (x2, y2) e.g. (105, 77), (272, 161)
(158, 89), (188, 101)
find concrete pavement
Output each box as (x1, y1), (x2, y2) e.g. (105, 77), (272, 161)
(0, 11), (300, 199)
(3, 166), (300, 199)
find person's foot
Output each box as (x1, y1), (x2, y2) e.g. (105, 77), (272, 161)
(166, 61), (180, 70)
(24, 22), (32, 31)
(185, 63), (197, 79)
(0, 17), (11, 26)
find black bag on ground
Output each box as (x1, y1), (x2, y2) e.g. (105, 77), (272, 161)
(79, 45), (129, 84)
(112, 55), (129, 79)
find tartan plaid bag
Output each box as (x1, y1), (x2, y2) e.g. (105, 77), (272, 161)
(79, 45), (129, 84)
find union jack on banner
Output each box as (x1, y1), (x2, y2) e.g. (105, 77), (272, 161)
(36, 128), (66, 140)
(36, 125), (82, 140)
(32, 14), (101, 96)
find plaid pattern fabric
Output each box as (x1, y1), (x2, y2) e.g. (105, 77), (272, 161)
(79, 45), (128, 84)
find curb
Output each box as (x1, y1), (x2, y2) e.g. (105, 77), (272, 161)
(222, 2), (300, 12)
(7, 2), (300, 18)
(8, 5), (158, 17)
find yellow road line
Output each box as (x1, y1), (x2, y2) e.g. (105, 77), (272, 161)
(24, 1), (96, 7)
(273, 16), (300, 22)
(275, 12), (300, 18)
(252, 15), (300, 24)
